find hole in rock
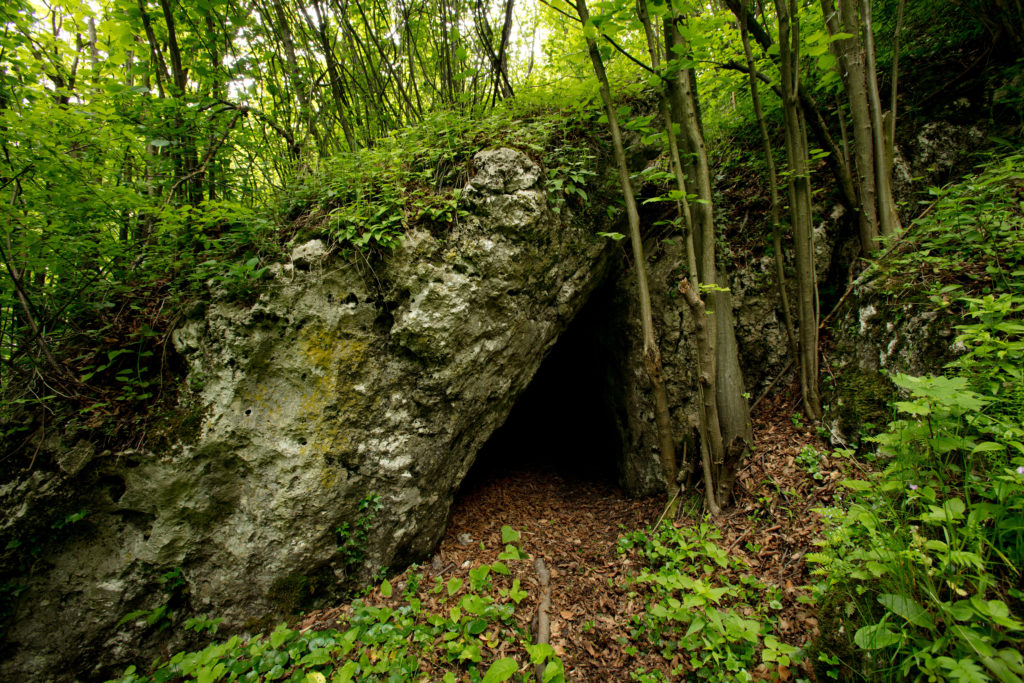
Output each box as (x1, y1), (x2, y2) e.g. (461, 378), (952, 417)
(459, 280), (626, 494)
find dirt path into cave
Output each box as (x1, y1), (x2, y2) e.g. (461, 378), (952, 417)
(302, 390), (854, 681)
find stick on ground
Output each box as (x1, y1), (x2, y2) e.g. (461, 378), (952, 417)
(533, 557), (551, 681)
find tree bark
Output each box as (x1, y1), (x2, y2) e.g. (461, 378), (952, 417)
(776, 0), (822, 420)
(737, 0), (798, 370)
(824, 0), (879, 252)
(667, 12), (752, 503)
(860, 0), (898, 238)
(575, 0), (676, 496)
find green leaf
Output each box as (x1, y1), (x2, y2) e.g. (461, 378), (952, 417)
(509, 579), (527, 604)
(447, 577), (464, 596)
(458, 643), (483, 662)
(527, 643), (556, 665)
(300, 649), (331, 667)
(380, 579), (392, 597)
(481, 658), (518, 683)
(951, 625), (996, 657)
(878, 593), (936, 629)
(501, 526), (521, 544)
(464, 618), (487, 635)
(332, 661), (358, 683)
(853, 623), (903, 650)
(269, 623), (297, 649)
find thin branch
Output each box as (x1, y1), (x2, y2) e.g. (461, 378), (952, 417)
(538, 0), (657, 75)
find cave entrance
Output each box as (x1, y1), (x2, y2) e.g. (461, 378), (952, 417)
(460, 280), (626, 493)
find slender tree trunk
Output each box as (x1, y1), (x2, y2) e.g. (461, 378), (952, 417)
(728, 0), (858, 215)
(574, 0), (676, 496)
(776, 0), (822, 421)
(678, 280), (724, 518)
(860, 0), (898, 238)
(637, 0), (713, 505)
(824, 0), (879, 252)
(302, 1), (359, 152)
(738, 0), (798, 367)
(269, 0), (319, 154)
(668, 13), (752, 504)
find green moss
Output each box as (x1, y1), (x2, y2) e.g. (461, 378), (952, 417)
(266, 573), (311, 615)
(825, 366), (894, 448)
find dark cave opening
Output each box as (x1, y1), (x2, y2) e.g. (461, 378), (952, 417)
(459, 279), (626, 492)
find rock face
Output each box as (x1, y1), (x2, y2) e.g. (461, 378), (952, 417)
(0, 148), (623, 681)
(824, 275), (962, 446)
(0, 145), (838, 681)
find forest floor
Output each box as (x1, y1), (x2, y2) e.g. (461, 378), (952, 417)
(300, 388), (861, 681)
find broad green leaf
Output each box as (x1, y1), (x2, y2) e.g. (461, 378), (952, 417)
(526, 642), (556, 664)
(878, 593), (935, 629)
(951, 625), (996, 657)
(481, 657), (518, 683)
(853, 623), (903, 650)
(332, 661), (358, 683)
(464, 618), (487, 635)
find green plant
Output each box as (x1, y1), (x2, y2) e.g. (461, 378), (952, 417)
(796, 445), (827, 481)
(109, 529), (562, 683)
(808, 151), (1024, 682)
(336, 494), (383, 577)
(117, 567), (190, 634)
(618, 521), (802, 682)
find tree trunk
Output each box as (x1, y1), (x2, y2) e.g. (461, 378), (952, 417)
(824, 0), (879, 252)
(776, 0), (822, 421)
(574, 0), (676, 496)
(859, 0), (898, 238)
(737, 0), (798, 368)
(668, 13), (752, 504)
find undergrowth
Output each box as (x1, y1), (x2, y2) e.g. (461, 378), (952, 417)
(107, 527), (566, 683)
(808, 151), (1024, 682)
(281, 106), (600, 254)
(618, 521), (804, 682)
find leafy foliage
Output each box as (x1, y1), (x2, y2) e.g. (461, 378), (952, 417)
(107, 531), (564, 683)
(618, 522), (801, 682)
(284, 107), (600, 253)
(808, 152), (1024, 682)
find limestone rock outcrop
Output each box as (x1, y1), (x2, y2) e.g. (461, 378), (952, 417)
(0, 148), (620, 681)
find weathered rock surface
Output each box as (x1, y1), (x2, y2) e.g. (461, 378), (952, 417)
(824, 274), (962, 446)
(0, 148), (622, 681)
